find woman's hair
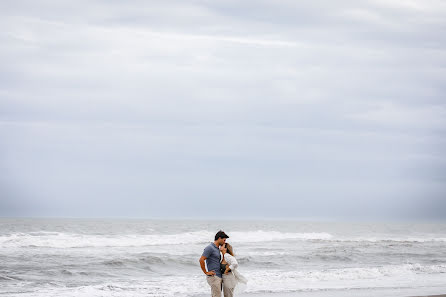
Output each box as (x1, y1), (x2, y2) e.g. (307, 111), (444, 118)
(224, 243), (234, 256)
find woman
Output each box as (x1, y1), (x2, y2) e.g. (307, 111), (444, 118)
(220, 243), (247, 297)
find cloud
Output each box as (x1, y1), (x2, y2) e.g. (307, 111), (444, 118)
(349, 102), (446, 128)
(0, 0), (445, 219)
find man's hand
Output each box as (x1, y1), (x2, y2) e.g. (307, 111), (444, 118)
(206, 270), (216, 276)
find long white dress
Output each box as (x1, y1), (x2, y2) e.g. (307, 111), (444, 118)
(224, 253), (248, 290)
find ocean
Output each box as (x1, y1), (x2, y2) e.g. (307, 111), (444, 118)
(0, 218), (445, 297)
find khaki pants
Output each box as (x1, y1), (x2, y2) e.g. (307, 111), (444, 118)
(206, 275), (222, 297)
(222, 273), (236, 297)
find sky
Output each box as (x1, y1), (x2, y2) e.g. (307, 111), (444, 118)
(1, 0), (445, 220)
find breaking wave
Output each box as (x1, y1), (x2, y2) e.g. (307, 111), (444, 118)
(1, 230), (445, 248)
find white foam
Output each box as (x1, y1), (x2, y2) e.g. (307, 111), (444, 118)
(3, 264), (446, 297)
(0, 230), (335, 248)
(230, 230), (333, 242)
(0, 276), (208, 297)
(0, 231), (212, 248)
(244, 263), (446, 293)
(1, 229), (445, 249)
(338, 236), (446, 243)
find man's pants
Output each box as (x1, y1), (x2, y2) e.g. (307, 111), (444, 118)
(222, 273), (236, 297)
(206, 275), (222, 297)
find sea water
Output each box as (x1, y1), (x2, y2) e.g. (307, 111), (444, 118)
(0, 218), (445, 297)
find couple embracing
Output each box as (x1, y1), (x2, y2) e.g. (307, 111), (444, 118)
(199, 231), (247, 297)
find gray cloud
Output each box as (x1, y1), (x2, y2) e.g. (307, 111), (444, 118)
(1, 0), (445, 220)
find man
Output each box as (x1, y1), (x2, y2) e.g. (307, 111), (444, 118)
(199, 230), (229, 297)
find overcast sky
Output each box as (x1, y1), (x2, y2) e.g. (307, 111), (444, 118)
(1, 0), (445, 220)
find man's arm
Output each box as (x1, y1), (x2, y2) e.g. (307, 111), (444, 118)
(199, 256), (215, 276)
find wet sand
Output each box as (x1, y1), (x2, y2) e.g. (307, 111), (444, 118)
(411, 295), (446, 297)
(214, 292), (446, 297)
(197, 293), (446, 297)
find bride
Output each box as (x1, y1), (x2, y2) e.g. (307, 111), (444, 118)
(220, 243), (247, 297)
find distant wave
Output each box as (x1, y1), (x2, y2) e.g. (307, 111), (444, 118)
(0, 274), (21, 281)
(0, 230), (445, 248)
(335, 236), (446, 243)
(0, 230), (332, 248)
(0, 231), (211, 248)
(230, 230), (333, 242)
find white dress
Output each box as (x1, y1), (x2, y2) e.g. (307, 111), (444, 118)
(224, 253), (248, 285)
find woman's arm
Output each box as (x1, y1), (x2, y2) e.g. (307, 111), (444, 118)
(224, 254), (239, 270)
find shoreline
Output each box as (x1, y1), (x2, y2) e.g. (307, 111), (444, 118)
(414, 295), (446, 297)
(237, 293), (446, 297)
(196, 291), (446, 297)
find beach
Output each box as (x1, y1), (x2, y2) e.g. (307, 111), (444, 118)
(194, 291), (446, 297)
(239, 292), (446, 297)
(1, 218), (445, 297)
(195, 291), (446, 297)
(194, 292), (446, 297)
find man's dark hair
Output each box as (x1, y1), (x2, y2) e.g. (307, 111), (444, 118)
(215, 230), (229, 241)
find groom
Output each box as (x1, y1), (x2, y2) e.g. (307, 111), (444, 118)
(199, 230), (229, 297)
